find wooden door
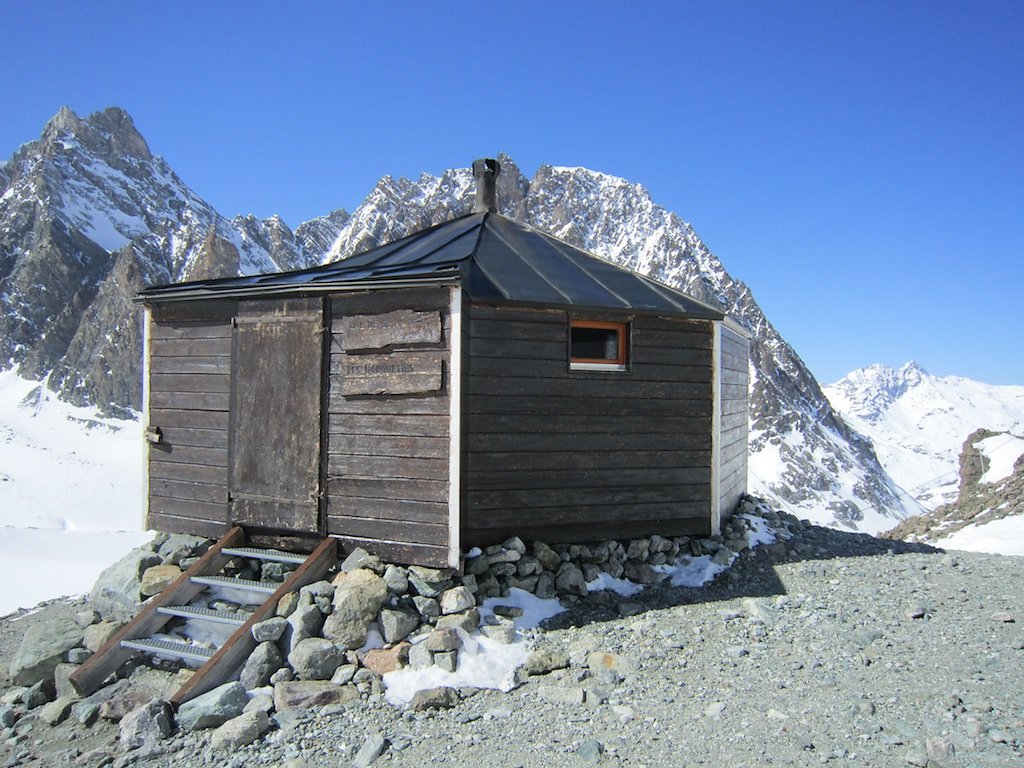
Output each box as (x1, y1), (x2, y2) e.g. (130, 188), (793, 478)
(230, 298), (324, 533)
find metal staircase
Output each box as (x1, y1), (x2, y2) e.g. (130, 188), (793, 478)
(69, 527), (337, 706)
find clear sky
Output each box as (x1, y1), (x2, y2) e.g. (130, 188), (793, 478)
(2, 1), (1022, 386)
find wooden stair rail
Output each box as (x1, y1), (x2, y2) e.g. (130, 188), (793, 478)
(69, 526), (247, 698)
(170, 536), (337, 706)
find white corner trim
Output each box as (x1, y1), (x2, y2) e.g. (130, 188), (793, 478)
(141, 306), (152, 531)
(710, 320), (722, 536)
(447, 287), (463, 569)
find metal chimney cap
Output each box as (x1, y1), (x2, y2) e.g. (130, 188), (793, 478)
(472, 158), (501, 213)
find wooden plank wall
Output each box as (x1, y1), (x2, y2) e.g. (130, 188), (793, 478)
(463, 305), (715, 547)
(718, 325), (749, 517)
(325, 288), (452, 567)
(147, 301), (236, 538)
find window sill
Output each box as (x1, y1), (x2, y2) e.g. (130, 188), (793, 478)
(569, 362), (628, 372)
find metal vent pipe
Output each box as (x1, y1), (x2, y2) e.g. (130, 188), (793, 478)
(471, 158), (501, 213)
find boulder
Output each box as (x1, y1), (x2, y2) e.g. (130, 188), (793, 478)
(119, 699), (174, 749)
(239, 641), (283, 690)
(139, 564), (181, 596)
(439, 586), (476, 615)
(89, 547), (162, 622)
(84, 620), (122, 653)
(379, 608), (419, 644)
(9, 614), (86, 686)
(210, 710), (270, 750)
(285, 603), (325, 654)
(287, 637), (344, 680)
(273, 681), (358, 711)
(555, 563), (588, 596)
(251, 616), (287, 643)
(176, 682), (247, 731)
(322, 569), (387, 649)
(409, 686), (460, 710)
(407, 566), (452, 598)
(363, 643), (410, 675)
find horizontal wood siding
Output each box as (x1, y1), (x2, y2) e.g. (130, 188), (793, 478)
(718, 325), (749, 517)
(325, 288), (452, 567)
(147, 303), (235, 535)
(463, 305), (715, 547)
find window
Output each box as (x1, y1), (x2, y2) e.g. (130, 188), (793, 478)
(569, 319), (628, 371)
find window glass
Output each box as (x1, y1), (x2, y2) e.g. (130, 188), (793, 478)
(570, 320), (627, 368)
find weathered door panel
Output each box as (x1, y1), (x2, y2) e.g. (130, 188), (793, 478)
(230, 298), (324, 534)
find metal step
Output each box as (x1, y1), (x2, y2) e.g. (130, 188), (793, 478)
(190, 575), (281, 595)
(121, 637), (216, 663)
(221, 546), (307, 565)
(156, 605), (252, 626)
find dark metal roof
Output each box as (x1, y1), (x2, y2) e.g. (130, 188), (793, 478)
(137, 213), (724, 320)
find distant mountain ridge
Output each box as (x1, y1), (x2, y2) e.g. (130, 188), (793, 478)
(0, 106), (917, 531)
(825, 362), (1024, 509)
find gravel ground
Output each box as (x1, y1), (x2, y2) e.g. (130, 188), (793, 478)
(1, 522), (1021, 768)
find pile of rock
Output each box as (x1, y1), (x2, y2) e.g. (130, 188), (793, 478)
(3, 496), (801, 758)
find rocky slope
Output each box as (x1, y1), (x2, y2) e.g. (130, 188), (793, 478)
(826, 362), (1024, 510)
(1, 511), (1022, 768)
(0, 108), (912, 527)
(883, 428), (1024, 545)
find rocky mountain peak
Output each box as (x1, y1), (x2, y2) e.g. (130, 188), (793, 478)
(42, 106), (152, 165)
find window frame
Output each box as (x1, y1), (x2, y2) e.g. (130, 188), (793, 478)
(568, 318), (629, 371)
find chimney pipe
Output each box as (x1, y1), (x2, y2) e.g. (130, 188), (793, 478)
(472, 158), (501, 213)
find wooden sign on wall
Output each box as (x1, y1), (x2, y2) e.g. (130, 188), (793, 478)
(339, 310), (442, 351)
(340, 351), (444, 396)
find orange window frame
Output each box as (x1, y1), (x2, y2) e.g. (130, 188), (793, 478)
(569, 319), (629, 366)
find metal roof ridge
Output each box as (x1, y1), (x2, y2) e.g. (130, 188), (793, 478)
(478, 215), (577, 304)
(537, 232), (636, 308)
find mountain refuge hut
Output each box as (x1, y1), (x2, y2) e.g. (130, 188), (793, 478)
(136, 159), (750, 569)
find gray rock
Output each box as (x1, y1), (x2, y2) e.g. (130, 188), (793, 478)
(412, 596), (440, 621)
(270, 667), (294, 685)
(555, 563), (588, 596)
(88, 547), (161, 622)
(209, 710), (270, 750)
(439, 586), (476, 615)
(407, 566), (453, 598)
(239, 641), (283, 690)
(83, 620), (121, 653)
(287, 638), (344, 681)
(243, 694), (274, 715)
(119, 699), (174, 749)
(341, 547), (383, 574)
(435, 608), (480, 633)
(926, 737), (955, 762)
(251, 616), (287, 643)
(480, 620), (516, 644)
(379, 608), (420, 644)
(39, 695), (74, 726)
(353, 730), (388, 768)
(383, 564), (409, 594)
(8, 614), (86, 686)
(176, 682), (247, 731)
(331, 664), (357, 685)
(71, 679), (128, 726)
(525, 649), (570, 675)
(409, 686), (460, 710)
(23, 677), (55, 709)
(425, 626), (462, 652)
(285, 604), (325, 653)
(408, 643), (434, 670)
(0, 705), (17, 729)
(322, 569), (388, 650)
(534, 571), (557, 599)
(539, 684), (585, 704)
(532, 541), (562, 572)
(53, 662), (79, 700)
(623, 560), (658, 585)
(577, 739), (604, 761)
(157, 534), (209, 564)
(434, 650), (458, 672)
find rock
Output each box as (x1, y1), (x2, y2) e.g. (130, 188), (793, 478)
(322, 569), (388, 649)
(243, 694), (274, 715)
(379, 608), (420, 644)
(157, 534), (209, 563)
(364, 643), (410, 675)
(239, 641), (283, 690)
(539, 684), (585, 704)
(286, 604), (325, 653)
(412, 596), (441, 621)
(331, 664), (357, 685)
(434, 650), (458, 672)
(907, 605), (928, 619)
(53, 662), (79, 699)
(288, 638), (344, 681)
(408, 642), (433, 670)
(435, 608), (480, 633)
(534, 571), (557, 599)
(525, 649), (570, 675)
(425, 626), (462, 652)
(270, 668), (294, 685)
(480, 620), (516, 644)
(586, 651), (635, 679)
(39, 696), (74, 726)
(532, 541), (562, 572)
(277, 591), (299, 618)
(352, 730), (388, 768)
(176, 682), (247, 731)
(622, 561), (658, 585)
(100, 688), (153, 722)
(273, 681), (358, 711)
(555, 563), (588, 596)
(341, 547), (383, 573)
(409, 686), (460, 710)
(0, 704), (17, 729)
(383, 564), (409, 594)
(926, 737), (955, 762)
(407, 566), (453, 598)
(705, 701), (726, 718)
(209, 710), (270, 750)
(83, 620), (122, 653)
(139, 564), (182, 596)
(89, 547), (161, 622)
(119, 699), (173, 749)
(990, 611), (1015, 623)
(251, 616), (287, 643)
(9, 614), (87, 686)
(23, 677), (55, 709)
(74, 609), (99, 627)
(439, 586), (476, 615)
(577, 739), (604, 761)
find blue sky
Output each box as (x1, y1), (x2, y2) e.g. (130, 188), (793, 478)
(2, 1), (1022, 385)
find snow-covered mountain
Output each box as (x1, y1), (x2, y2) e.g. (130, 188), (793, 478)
(0, 107), (346, 414)
(825, 362), (1024, 509)
(0, 108), (918, 531)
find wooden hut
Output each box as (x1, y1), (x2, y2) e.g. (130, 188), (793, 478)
(137, 160), (749, 568)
